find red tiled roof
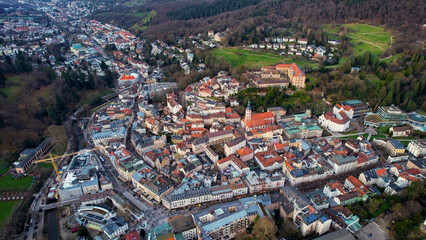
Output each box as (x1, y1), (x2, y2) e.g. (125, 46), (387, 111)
(323, 110), (350, 125)
(392, 163), (403, 170)
(405, 168), (421, 175)
(357, 153), (369, 164)
(120, 74), (136, 80)
(376, 168), (388, 177)
(217, 154), (248, 170)
(274, 143), (285, 151)
(243, 112), (274, 129)
(255, 151), (284, 167)
(125, 231), (140, 240)
(346, 175), (365, 188)
(400, 172), (418, 182)
(237, 147), (253, 157)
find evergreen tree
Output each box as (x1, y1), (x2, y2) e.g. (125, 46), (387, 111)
(0, 71), (5, 87)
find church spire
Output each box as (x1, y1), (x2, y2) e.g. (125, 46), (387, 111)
(245, 101), (252, 122)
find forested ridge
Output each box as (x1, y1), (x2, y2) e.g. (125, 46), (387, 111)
(166, 0), (261, 20)
(92, 0), (425, 44)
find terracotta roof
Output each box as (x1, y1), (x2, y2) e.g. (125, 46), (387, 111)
(375, 168), (388, 177)
(323, 110), (350, 125)
(327, 181), (346, 195)
(255, 150), (284, 167)
(399, 172), (418, 182)
(237, 147), (253, 157)
(392, 163), (403, 170)
(217, 154), (248, 170)
(346, 175), (364, 188)
(274, 143), (285, 151)
(405, 168), (421, 175)
(243, 112), (274, 129)
(119, 74), (136, 81)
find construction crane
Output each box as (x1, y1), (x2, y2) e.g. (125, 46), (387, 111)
(35, 146), (108, 182)
(121, 65), (138, 78)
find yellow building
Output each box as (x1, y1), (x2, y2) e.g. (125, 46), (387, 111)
(387, 140), (406, 155)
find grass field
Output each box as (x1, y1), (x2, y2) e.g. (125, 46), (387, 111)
(325, 57), (349, 68)
(0, 75), (55, 107)
(323, 23), (391, 56)
(366, 74), (381, 87)
(0, 175), (33, 192)
(381, 53), (401, 63)
(38, 162), (53, 169)
(0, 76), (21, 104)
(285, 59), (319, 70)
(210, 48), (284, 68)
(0, 200), (20, 228)
(210, 48), (319, 70)
(129, 10), (156, 31)
(340, 133), (387, 140)
(31, 85), (54, 104)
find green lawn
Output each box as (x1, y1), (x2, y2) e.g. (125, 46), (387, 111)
(325, 57), (349, 69)
(399, 141), (411, 147)
(0, 76), (21, 104)
(344, 23), (384, 33)
(0, 200), (20, 228)
(31, 85), (53, 104)
(363, 133), (387, 140)
(129, 10), (156, 31)
(285, 59), (319, 70)
(382, 53), (402, 63)
(38, 162), (53, 169)
(342, 131), (360, 135)
(340, 133), (387, 140)
(322, 25), (341, 35)
(322, 23), (391, 56)
(0, 175), (33, 192)
(131, 23), (149, 31)
(4, 75), (20, 84)
(366, 74), (381, 87)
(377, 126), (390, 135)
(371, 198), (391, 218)
(1, 75), (54, 106)
(340, 135), (362, 139)
(210, 48), (284, 68)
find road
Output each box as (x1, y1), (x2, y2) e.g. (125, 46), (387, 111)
(95, 149), (151, 212)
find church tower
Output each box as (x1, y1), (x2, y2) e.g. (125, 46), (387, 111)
(245, 101), (252, 122)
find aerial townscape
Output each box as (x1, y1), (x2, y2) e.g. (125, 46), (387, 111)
(0, 0), (425, 240)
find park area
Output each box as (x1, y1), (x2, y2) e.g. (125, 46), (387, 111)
(0, 75), (53, 107)
(323, 23), (391, 56)
(0, 175), (34, 192)
(210, 48), (283, 68)
(0, 200), (21, 228)
(210, 47), (318, 69)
